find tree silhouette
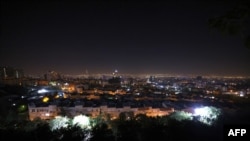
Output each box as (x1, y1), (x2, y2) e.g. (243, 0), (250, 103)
(208, 0), (250, 49)
(91, 123), (115, 141)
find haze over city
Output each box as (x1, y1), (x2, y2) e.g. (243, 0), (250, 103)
(1, 1), (250, 139)
(1, 0), (250, 76)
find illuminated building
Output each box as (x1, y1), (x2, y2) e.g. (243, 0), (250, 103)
(28, 104), (174, 121)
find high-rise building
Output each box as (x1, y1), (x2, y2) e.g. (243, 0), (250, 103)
(0, 66), (24, 79)
(44, 70), (61, 81)
(112, 69), (118, 78)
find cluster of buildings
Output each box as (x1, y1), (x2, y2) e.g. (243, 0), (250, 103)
(28, 104), (174, 121)
(1, 67), (250, 121)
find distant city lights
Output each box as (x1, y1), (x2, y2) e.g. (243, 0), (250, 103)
(42, 97), (49, 103)
(38, 89), (48, 93)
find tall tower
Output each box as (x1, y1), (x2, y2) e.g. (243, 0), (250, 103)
(112, 69), (118, 78)
(3, 67), (7, 79)
(85, 69), (89, 78)
(15, 70), (19, 78)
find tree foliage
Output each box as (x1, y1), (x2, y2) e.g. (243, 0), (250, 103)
(208, 1), (250, 49)
(0, 112), (224, 141)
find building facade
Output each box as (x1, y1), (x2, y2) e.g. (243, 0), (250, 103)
(28, 104), (174, 120)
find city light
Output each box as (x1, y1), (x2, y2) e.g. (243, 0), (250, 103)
(42, 96), (49, 103)
(49, 116), (70, 131)
(169, 111), (193, 121)
(18, 104), (27, 113)
(49, 115), (92, 131)
(194, 107), (209, 117)
(72, 115), (91, 129)
(193, 106), (221, 125)
(38, 89), (48, 93)
(170, 106), (221, 125)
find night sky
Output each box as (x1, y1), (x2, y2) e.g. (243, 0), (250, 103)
(1, 0), (250, 76)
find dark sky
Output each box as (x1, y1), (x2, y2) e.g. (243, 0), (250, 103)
(1, 0), (250, 76)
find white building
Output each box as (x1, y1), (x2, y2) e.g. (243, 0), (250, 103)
(28, 104), (174, 121)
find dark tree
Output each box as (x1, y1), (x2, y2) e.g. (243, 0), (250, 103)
(108, 77), (121, 86)
(91, 123), (115, 141)
(208, 0), (250, 49)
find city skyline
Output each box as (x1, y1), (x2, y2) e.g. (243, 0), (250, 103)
(1, 0), (250, 76)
